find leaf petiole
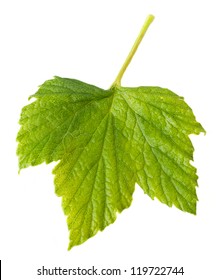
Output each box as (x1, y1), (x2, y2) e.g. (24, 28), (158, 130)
(111, 14), (154, 88)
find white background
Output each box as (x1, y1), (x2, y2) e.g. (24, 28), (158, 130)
(0, 0), (219, 279)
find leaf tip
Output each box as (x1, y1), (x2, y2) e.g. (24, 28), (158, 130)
(202, 127), (206, 136)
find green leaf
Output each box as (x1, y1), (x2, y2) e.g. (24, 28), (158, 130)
(17, 77), (205, 249)
(16, 15), (205, 249)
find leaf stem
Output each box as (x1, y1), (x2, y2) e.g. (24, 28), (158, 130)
(111, 14), (155, 88)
